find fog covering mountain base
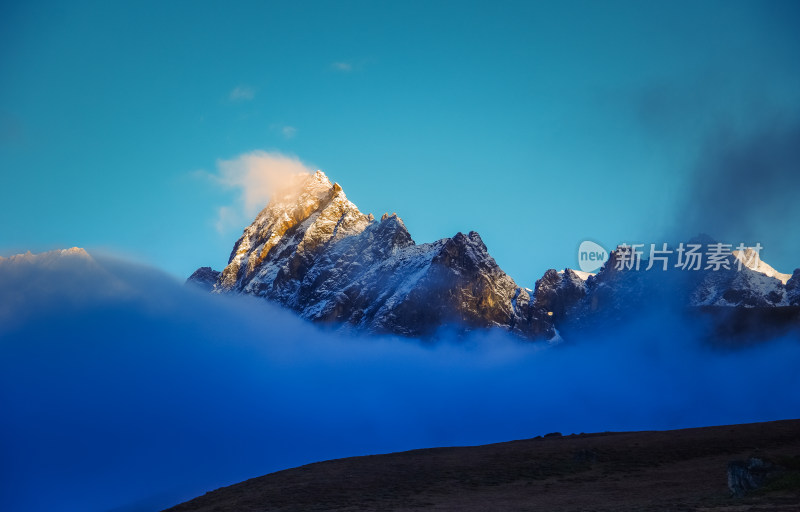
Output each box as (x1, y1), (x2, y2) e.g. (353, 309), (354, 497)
(1, 251), (799, 512)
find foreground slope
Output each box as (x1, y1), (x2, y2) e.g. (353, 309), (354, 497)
(165, 419), (800, 512)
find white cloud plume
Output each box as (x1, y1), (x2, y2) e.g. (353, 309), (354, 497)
(214, 205), (239, 234)
(212, 150), (314, 229)
(229, 85), (255, 101)
(331, 61), (353, 72)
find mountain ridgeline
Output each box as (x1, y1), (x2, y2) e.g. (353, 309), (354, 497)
(189, 171), (800, 341)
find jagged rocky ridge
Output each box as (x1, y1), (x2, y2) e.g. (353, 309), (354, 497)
(190, 171), (800, 341)
(534, 242), (800, 342)
(191, 171), (553, 339)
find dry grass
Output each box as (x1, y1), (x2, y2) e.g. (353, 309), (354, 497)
(165, 419), (800, 512)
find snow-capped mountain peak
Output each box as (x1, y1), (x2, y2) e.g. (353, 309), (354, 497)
(558, 269), (594, 281)
(217, 170), (372, 291)
(0, 247), (93, 265)
(192, 172), (553, 339)
(733, 248), (792, 284)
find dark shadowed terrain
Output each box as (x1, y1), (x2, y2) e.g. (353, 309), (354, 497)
(166, 419), (800, 511)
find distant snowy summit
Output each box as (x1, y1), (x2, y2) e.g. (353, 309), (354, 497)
(189, 171), (800, 341)
(0, 247), (92, 265)
(537, 242), (800, 318)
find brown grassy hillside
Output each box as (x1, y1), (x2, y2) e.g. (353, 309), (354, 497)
(165, 419), (800, 512)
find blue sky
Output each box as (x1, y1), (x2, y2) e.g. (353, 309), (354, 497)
(2, 0), (799, 285)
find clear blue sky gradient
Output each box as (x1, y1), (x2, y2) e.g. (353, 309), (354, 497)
(2, 0), (799, 285)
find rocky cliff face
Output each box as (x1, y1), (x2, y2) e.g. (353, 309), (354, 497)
(532, 269), (588, 327)
(190, 171), (554, 339)
(186, 267), (220, 292)
(727, 458), (789, 497)
(787, 270), (800, 305)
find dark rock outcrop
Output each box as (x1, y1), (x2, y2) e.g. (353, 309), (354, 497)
(727, 457), (786, 497)
(186, 267), (221, 291)
(533, 268), (588, 326)
(786, 269), (800, 306)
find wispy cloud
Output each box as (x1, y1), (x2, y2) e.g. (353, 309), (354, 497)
(268, 124), (298, 140)
(214, 206), (239, 234)
(209, 150), (314, 231)
(281, 126), (297, 139)
(229, 85), (256, 101)
(331, 61), (353, 72)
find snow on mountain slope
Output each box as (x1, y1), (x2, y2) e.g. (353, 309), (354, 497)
(551, 243), (800, 341)
(0, 247), (93, 266)
(191, 171), (553, 340)
(569, 269), (594, 281)
(217, 171), (373, 292)
(691, 265), (789, 307)
(733, 248), (792, 284)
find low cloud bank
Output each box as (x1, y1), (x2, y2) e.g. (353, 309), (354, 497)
(1, 255), (798, 512)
